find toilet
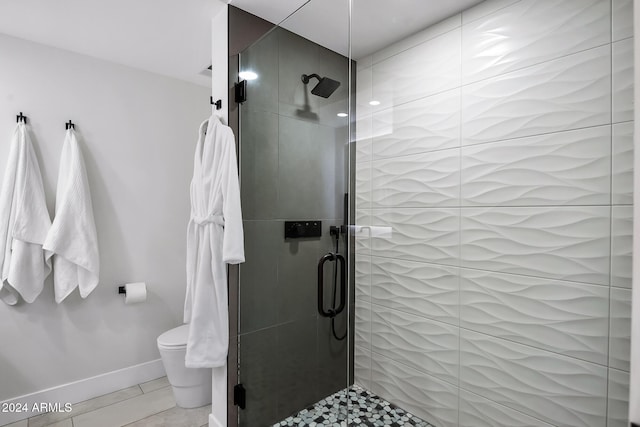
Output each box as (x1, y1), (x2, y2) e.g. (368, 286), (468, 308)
(157, 324), (212, 408)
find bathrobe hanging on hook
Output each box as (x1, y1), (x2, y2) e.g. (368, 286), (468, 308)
(0, 122), (51, 305)
(184, 114), (244, 368)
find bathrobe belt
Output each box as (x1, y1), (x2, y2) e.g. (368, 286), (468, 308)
(193, 214), (224, 227)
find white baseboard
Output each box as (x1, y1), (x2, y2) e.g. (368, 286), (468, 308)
(0, 359), (165, 426)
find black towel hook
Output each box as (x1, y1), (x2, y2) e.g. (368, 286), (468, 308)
(210, 97), (222, 110)
(16, 112), (27, 124)
(65, 120), (75, 130)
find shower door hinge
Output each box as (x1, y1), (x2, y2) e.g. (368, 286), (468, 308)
(235, 80), (247, 104)
(234, 383), (246, 409)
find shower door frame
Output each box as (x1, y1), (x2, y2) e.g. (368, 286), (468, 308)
(225, 7), (277, 427)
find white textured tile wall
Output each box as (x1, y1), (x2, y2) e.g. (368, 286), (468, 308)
(612, 206), (633, 288)
(612, 0), (634, 41)
(460, 269), (609, 364)
(354, 0), (633, 425)
(370, 353), (459, 427)
(608, 368), (631, 427)
(461, 206), (610, 284)
(370, 208), (459, 266)
(459, 390), (555, 427)
(372, 29), (461, 109)
(371, 88), (460, 159)
(370, 257), (458, 325)
(612, 121), (634, 204)
(371, 305), (459, 385)
(461, 0), (610, 84)
(371, 148), (460, 207)
(609, 287), (632, 371)
(462, 45), (611, 146)
(612, 38), (634, 123)
(461, 126), (611, 206)
(460, 330), (608, 427)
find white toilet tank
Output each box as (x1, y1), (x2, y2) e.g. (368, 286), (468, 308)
(157, 325), (212, 408)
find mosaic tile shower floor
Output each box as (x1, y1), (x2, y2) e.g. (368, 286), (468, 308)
(272, 385), (434, 427)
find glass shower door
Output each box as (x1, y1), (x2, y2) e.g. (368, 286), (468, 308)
(234, 5), (352, 425)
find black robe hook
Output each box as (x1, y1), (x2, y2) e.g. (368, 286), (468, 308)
(210, 97), (222, 110)
(66, 120), (75, 130)
(16, 112), (27, 124)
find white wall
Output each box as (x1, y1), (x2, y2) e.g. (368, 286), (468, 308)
(354, 0), (633, 426)
(0, 32), (210, 411)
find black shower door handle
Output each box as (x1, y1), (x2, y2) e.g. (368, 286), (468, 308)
(317, 253), (346, 318)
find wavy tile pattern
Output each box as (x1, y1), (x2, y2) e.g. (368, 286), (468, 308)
(462, 0), (610, 84)
(354, 210), (370, 254)
(371, 257), (458, 325)
(459, 390), (554, 427)
(461, 126), (611, 206)
(356, 66), (374, 164)
(371, 208), (459, 266)
(460, 269), (609, 364)
(355, 254), (371, 302)
(370, 353), (459, 427)
(372, 148), (460, 207)
(612, 0), (633, 41)
(461, 206), (609, 285)
(355, 300), (371, 350)
(611, 207), (633, 289)
(371, 89), (460, 159)
(372, 14), (461, 64)
(461, 207), (610, 284)
(609, 288), (632, 371)
(356, 161), (371, 210)
(460, 330), (607, 427)
(371, 30), (460, 109)
(354, 2), (633, 426)
(613, 38), (634, 123)
(607, 368), (630, 427)
(613, 121), (634, 204)
(462, 0), (522, 25)
(354, 346), (372, 391)
(462, 45), (611, 146)
(371, 305), (459, 384)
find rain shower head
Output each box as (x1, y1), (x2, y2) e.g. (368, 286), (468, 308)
(301, 73), (341, 98)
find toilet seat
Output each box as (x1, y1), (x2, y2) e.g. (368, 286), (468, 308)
(157, 324), (189, 349)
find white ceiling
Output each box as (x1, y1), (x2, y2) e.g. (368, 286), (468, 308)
(231, 0), (485, 59)
(0, 0), (484, 87)
(0, 0), (225, 87)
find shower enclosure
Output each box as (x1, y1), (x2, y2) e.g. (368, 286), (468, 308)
(229, 0), (634, 426)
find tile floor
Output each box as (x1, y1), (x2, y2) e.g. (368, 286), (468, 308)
(3, 377), (210, 427)
(273, 385), (433, 427)
(4, 381), (430, 427)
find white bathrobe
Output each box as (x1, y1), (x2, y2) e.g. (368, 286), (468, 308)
(0, 123), (51, 305)
(43, 129), (99, 303)
(184, 115), (244, 368)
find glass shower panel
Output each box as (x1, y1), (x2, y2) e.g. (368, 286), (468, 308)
(351, 1), (634, 427)
(235, 5), (351, 425)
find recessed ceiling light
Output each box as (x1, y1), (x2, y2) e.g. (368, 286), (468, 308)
(369, 100), (381, 106)
(337, 112), (348, 117)
(239, 71), (258, 80)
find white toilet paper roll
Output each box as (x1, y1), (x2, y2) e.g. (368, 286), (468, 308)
(124, 282), (147, 304)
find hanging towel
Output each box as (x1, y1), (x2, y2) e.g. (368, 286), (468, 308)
(0, 122), (51, 305)
(43, 128), (99, 303)
(184, 115), (244, 368)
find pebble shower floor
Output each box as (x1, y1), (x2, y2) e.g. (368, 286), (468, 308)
(272, 385), (434, 427)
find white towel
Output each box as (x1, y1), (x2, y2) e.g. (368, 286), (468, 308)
(0, 123), (52, 305)
(43, 129), (99, 303)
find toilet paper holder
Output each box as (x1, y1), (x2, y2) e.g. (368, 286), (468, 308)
(118, 286), (126, 294)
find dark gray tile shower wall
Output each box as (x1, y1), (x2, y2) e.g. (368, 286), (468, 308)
(237, 26), (350, 426)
